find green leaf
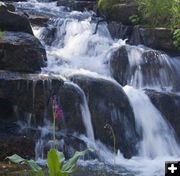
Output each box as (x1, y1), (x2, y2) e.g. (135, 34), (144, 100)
(56, 151), (65, 168)
(62, 149), (94, 173)
(6, 154), (25, 164)
(26, 159), (43, 172)
(28, 170), (44, 176)
(47, 148), (60, 176)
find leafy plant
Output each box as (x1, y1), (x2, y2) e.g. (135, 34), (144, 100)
(7, 95), (93, 176)
(173, 29), (180, 50)
(129, 15), (140, 25)
(6, 154), (44, 176)
(136, 0), (180, 28)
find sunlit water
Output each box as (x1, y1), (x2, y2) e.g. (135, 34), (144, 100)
(14, 0), (180, 175)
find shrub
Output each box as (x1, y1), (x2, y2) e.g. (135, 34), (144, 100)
(173, 29), (180, 50)
(136, 0), (180, 28)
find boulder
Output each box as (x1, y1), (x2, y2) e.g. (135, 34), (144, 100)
(0, 72), (64, 125)
(0, 2), (33, 35)
(0, 72), (90, 134)
(129, 26), (177, 52)
(107, 21), (133, 40)
(58, 82), (86, 134)
(108, 3), (138, 25)
(146, 90), (180, 142)
(110, 46), (180, 90)
(70, 74), (139, 158)
(0, 32), (47, 73)
(98, 0), (138, 25)
(3, 3), (15, 12)
(110, 45), (130, 86)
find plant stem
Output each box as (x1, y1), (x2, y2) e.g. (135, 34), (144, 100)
(53, 108), (56, 149)
(104, 123), (116, 175)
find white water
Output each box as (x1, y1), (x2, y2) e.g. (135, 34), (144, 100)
(124, 86), (180, 158)
(14, 1), (180, 175)
(126, 45), (180, 91)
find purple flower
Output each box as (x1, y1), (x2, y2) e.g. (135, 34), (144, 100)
(52, 95), (63, 121)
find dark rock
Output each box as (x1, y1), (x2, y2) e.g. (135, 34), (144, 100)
(57, 0), (97, 11)
(70, 74), (139, 158)
(4, 3), (15, 12)
(146, 90), (180, 142)
(0, 72), (64, 125)
(108, 3), (138, 25)
(110, 46), (180, 90)
(0, 136), (35, 161)
(129, 27), (176, 52)
(58, 82), (85, 134)
(0, 32), (47, 73)
(0, 72), (87, 133)
(0, 2), (33, 35)
(107, 21), (133, 40)
(29, 15), (49, 27)
(98, 1), (138, 25)
(110, 45), (130, 86)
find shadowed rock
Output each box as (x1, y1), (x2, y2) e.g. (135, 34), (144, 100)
(0, 32), (47, 73)
(70, 74), (139, 158)
(0, 2), (33, 35)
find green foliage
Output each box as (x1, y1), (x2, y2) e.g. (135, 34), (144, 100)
(7, 148), (93, 176)
(6, 154), (44, 176)
(129, 15), (140, 25)
(173, 29), (180, 50)
(136, 0), (180, 28)
(0, 31), (4, 40)
(98, 0), (113, 13)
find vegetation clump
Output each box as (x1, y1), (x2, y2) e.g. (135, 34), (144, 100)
(98, 0), (180, 50)
(0, 31), (4, 41)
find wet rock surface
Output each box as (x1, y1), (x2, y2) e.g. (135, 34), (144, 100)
(110, 45), (130, 86)
(146, 90), (180, 142)
(0, 2), (33, 35)
(0, 32), (47, 73)
(0, 72), (64, 125)
(129, 27), (176, 53)
(70, 74), (139, 158)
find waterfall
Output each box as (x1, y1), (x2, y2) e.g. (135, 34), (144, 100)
(13, 0), (180, 175)
(126, 46), (180, 91)
(124, 86), (180, 158)
(65, 82), (95, 143)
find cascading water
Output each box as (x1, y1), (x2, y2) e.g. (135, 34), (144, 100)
(126, 46), (180, 91)
(124, 86), (180, 158)
(64, 81), (95, 143)
(13, 0), (180, 175)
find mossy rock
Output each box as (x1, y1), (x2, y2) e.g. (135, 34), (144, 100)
(98, 0), (138, 25)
